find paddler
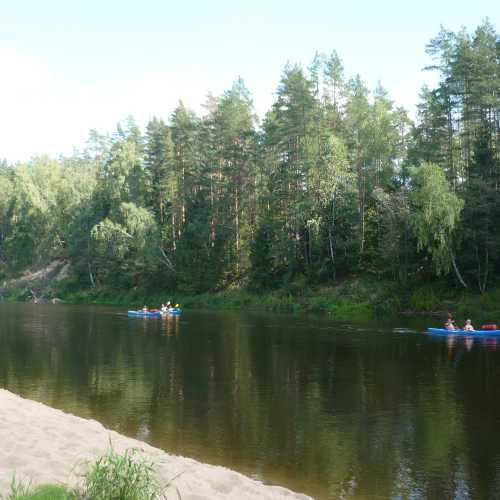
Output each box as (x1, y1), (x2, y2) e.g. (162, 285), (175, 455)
(445, 312), (457, 330)
(444, 318), (457, 331)
(463, 319), (475, 332)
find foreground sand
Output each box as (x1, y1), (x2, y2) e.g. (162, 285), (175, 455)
(0, 389), (312, 499)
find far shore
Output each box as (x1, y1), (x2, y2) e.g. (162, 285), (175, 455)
(0, 389), (312, 500)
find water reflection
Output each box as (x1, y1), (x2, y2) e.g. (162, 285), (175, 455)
(161, 314), (181, 337)
(2, 304), (500, 499)
(429, 332), (499, 356)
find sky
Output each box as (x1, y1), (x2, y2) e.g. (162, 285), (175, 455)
(0, 0), (498, 163)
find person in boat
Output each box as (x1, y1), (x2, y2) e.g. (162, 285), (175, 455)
(142, 305), (149, 312)
(160, 303), (168, 313)
(463, 319), (475, 332)
(444, 318), (457, 331)
(445, 312), (457, 330)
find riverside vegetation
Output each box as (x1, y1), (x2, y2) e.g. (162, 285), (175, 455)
(5, 448), (175, 500)
(0, 22), (499, 319)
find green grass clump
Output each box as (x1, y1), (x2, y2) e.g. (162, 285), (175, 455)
(21, 485), (73, 500)
(5, 448), (177, 500)
(5, 477), (32, 499)
(5, 479), (74, 499)
(80, 448), (165, 500)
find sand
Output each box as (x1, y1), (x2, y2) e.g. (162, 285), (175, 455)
(0, 389), (312, 499)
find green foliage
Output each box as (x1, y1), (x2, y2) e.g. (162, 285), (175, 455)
(408, 162), (463, 275)
(4, 448), (175, 500)
(52, 275), (402, 319)
(1, 21), (498, 301)
(80, 448), (164, 500)
(144, 117), (174, 224)
(6, 476), (33, 499)
(5, 477), (74, 500)
(409, 287), (440, 311)
(413, 20), (500, 292)
(248, 220), (274, 289)
(175, 207), (220, 294)
(19, 485), (73, 500)
(328, 300), (373, 320)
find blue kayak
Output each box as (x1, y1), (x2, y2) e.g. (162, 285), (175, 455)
(128, 310), (162, 317)
(428, 327), (500, 335)
(162, 308), (182, 316)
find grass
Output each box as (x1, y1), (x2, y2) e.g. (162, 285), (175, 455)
(0, 273), (404, 320)
(9, 268), (500, 321)
(5, 479), (73, 500)
(80, 447), (165, 500)
(4, 448), (179, 500)
(53, 275), (402, 320)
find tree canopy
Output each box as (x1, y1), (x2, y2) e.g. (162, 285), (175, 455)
(1, 21), (498, 294)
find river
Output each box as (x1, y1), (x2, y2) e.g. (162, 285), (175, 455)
(1, 302), (499, 499)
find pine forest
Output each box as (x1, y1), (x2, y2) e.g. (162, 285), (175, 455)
(1, 22), (499, 314)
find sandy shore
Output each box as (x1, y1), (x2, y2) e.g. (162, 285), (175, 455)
(0, 389), (312, 499)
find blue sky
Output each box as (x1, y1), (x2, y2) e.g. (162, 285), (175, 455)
(0, 0), (497, 162)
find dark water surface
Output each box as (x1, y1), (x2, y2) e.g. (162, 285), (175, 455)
(1, 303), (500, 499)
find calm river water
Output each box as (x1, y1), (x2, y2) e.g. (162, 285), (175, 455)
(1, 303), (500, 499)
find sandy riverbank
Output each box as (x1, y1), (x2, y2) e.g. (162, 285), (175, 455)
(0, 389), (312, 499)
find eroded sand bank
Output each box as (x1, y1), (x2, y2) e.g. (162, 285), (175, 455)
(0, 389), (312, 499)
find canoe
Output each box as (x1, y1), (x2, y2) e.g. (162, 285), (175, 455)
(427, 327), (500, 335)
(162, 308), (182, 316)
(128, 310), (162, 317)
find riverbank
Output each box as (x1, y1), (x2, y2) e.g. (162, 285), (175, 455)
(53, 275), (407, 319)
(0, 389), (311, 500)
(4, 264), (500, 321)
(2, 274), (392, 319)
(53, 280), (500, 322)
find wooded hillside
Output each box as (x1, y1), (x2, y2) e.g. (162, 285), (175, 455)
(1, 22), (498, 297)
